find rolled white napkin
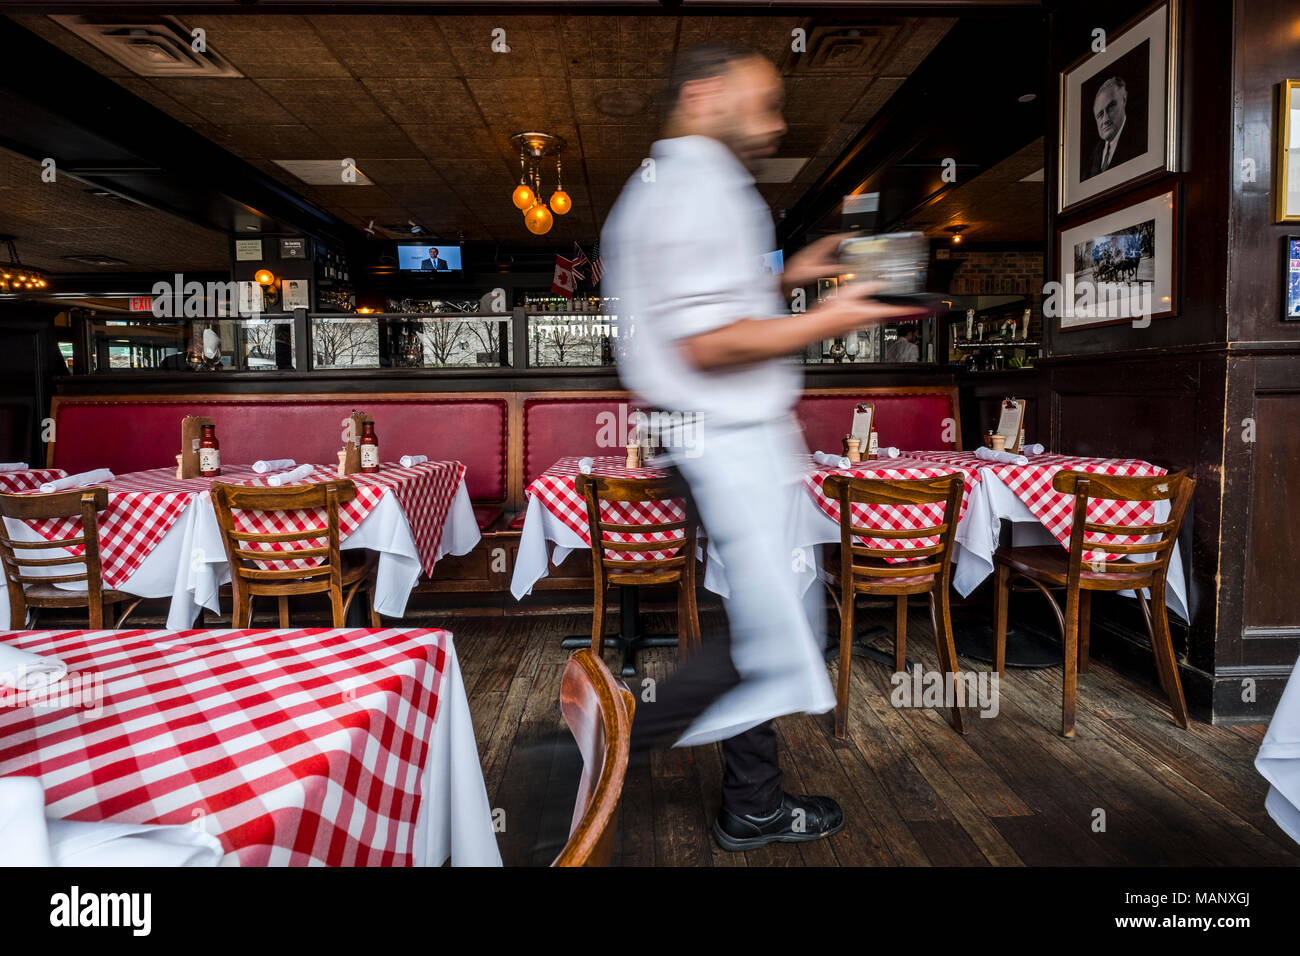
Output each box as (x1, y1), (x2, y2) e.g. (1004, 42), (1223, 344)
(252, 458), (295, 474)
(880, 446), (901, 458)
(399, 454), (428, 468)
(0, 778), (225, 867)
(266, 464), (314, 486)
(813, 450), (851, 469)
(0, 462), (30, 473)
(975, 446), (1029, 466)
(577, 457), (594, 474)
(0, 642), (67, 692)
(1023, 443), (1045, 455)
(38, 468), (114, 494)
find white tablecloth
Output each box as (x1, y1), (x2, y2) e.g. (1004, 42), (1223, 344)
(0, 479), (481, 629)
(1256, 654), (1300, 848)
(510, 492), (729, 599)
(414, 638), (502, 866)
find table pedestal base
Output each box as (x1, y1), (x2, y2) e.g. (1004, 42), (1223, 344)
(954, 622), (1061, 669)
(562, 585), (678, 677)
(823, 625), (916, 673)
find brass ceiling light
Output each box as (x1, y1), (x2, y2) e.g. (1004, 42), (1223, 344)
(0, 237), (49, 293)
(509, 132), (568, 235)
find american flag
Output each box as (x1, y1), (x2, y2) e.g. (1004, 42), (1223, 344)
(588, 241), (604, 284)
(570, 242), (588, 281)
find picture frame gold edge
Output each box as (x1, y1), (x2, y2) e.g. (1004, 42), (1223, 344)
(1056, 0), (1179, 216)
(1275, 79), (1300, 223)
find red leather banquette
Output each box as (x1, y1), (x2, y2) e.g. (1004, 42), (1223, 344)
(47, 387), (959, 538)
(48, 394), (508, 528)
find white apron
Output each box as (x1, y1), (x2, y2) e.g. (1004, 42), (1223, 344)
(664, 412), (835, 747)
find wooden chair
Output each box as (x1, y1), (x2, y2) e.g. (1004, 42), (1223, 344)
(576, 473), (701, 666)
(993, 470), (1194, 737)
(822, 473), (967, 738)
(209, 480), (380, 628)
(0, 488), (143, 629)
(551, 648), (636, 867)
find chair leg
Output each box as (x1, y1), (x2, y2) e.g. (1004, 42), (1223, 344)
(113, 598), (145, 629)
(1077, 590), (1092, 673)
(1147, 586), (1190, 729)
(930, 589), (967, 735)
(368, 584), (381, 628)
(835, 588), (854, 739)
(894, 594), (908, 674)
(686, 568), (702, 651)
(277, 595), (290, 628)
(590, 585), (606, 657)
(329, 585), (346, 628)
(88, 598), (104, 630)
(993, 563), (1010, 677)
(676, 582), (691, 661)
(1062, 588), (1080, 738)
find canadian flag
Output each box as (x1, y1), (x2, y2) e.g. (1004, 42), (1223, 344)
(551, 255), (577, 298)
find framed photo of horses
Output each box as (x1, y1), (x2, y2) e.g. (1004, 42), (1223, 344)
(1054, 186), (1178, 332)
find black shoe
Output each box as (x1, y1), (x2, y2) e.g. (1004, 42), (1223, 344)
(712, 793), (845, 851)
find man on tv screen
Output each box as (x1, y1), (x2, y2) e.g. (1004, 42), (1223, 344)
(420, 246), (450, 271)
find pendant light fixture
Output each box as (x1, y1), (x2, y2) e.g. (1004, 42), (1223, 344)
(508, 132), (569, 236)
(0, 236), (49, 293)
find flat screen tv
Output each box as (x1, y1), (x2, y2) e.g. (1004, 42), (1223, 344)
(759, 250), (784, 275)
(397, 243), (463, 272)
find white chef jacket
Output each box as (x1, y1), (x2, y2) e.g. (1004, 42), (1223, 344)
(601, 134), (835, 747)
(602, 134), (800, 426)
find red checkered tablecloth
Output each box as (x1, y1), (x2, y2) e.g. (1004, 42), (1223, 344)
(15, 467), (260, 588)
(803, 456), (976, 560)
(223, 461), (465, 575)
(524, 456), (686, 562)
(900, 450), (1167, 561)
(0, 469), (65, 494)
(0, 626), (450, 866)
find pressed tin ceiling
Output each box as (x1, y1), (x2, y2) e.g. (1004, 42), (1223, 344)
(11, 11), (955, 245)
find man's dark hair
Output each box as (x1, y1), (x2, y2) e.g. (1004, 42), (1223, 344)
(662, 43), (759, 114)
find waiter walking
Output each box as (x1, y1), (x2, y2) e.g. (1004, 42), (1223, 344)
(601, 44), (924, 850)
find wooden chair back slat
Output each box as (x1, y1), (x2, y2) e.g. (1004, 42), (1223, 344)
(0, 488), (110, 627)
(575, 474), (695, 572)
(210, 480), (356, 618)
(823, 474), (964, 586)
(552, 649), (635, 867)
(1056, 470), (1194, 581)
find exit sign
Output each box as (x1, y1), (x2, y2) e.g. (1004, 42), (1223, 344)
(129, 296), (153, 312)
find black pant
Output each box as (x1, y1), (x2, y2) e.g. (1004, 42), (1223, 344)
(626, 460), (784, 818)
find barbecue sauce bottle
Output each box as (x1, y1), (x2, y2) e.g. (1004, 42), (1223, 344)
(360, 421), (379, 473)
(199, 424), (221, 477)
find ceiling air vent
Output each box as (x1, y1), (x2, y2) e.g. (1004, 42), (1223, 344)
(790, 23), (900, 74)
(49, 15), (242, 78)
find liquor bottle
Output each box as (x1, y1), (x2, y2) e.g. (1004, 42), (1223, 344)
(199, 424), (221, 477)
(360, 421), (379, 473)
(867, 425), (880, 458)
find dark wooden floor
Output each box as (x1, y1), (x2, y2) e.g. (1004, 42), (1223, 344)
(446, 607), (1300, 867)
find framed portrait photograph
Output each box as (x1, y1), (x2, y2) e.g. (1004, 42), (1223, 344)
(1284, 236), (1300, 320)
(1055, 187), (1177, 331)
(1058, 1), (1178, 213)
(282, 278), (311, 311)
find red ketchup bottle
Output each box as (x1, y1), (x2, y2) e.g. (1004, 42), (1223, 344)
(360, 421), (379, 473)
(199, 424), (221, 477)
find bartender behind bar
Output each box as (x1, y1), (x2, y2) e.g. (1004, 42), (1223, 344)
(602, 44), (925, 850)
